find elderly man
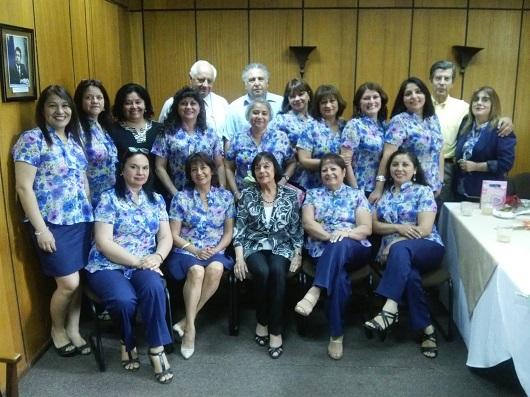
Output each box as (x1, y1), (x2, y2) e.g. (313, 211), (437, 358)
(223, 63), (283, 142)
(429, 60), (512, 202)
(159, 60), (229, 138)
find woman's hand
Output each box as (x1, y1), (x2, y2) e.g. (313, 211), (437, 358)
(234, 258), (248, 281)
(289, 254), (302, 273)
(36, 228), (56, 253)
(458, 159), (477, 173)
(397, 224), (423, 239)
(368, 189), (382, 204)
(340, 148), (353, 167)
(329, 230), (350, 243)
(196, 247), (215, 260)
(140, 253), (163, 270)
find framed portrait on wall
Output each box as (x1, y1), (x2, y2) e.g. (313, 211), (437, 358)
(0, 24), (37, 102)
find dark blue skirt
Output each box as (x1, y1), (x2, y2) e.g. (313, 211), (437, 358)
(166, 251), (234, 281)
(31, 222), (92, 277)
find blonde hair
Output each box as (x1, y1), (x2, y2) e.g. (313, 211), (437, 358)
(461, 86), (501, 135)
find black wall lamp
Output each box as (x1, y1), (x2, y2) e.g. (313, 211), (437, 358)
(290, 46), (316, 78)
(452, 45), (484, 75)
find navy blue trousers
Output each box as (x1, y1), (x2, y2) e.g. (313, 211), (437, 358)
(85, 269), (171, 351)
(246, 250), (290, 335)
(375, 239), (445, 330)
(313, 239), (371, 337)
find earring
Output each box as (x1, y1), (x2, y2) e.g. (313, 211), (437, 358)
(412, 173), (416, 182)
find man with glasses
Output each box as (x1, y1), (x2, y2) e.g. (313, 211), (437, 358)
(159, 60), (229, 138)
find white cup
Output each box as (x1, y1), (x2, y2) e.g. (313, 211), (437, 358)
(481, 201), (494, 215)
(461, 201), (474, 216)
(496, 226), (512, 243)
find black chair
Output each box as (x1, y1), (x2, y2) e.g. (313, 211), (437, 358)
(370, 262), (454, 341)
(84, 280), (175, 372)
(295, 255), (373, 336)
(507, 172), (530, 199)
(0, 352), (21, 397)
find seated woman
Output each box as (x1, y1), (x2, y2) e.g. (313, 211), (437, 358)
(364, 148), (445, 359)
(166, 152), (235, 359)
(454, 86), (516, 201)
(233, 152), (303, 359)
(84, 148), (174, 384)
(225, 99), (295, 200)
(294, 153), (372, 360)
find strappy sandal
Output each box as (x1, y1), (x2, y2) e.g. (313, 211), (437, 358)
(294, 293), (318, 317)
(148, 350), (174, 384)
(254, 334), (269, 347)
(120, 342), (140, 372)
(363, 310), (399, 341)
(421, 330), (438, 359)
(268, 345), (283, 359)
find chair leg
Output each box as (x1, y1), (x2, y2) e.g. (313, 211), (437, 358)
(447, 278), (454, 341)
(164, 287), (175, 353)
(89, 301), (106, 372)
(228, 272), (239, 336)
(295, 272), (310, 337)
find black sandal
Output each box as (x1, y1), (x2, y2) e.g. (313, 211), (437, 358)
(421, 330), (438, 359)
(254, 334), (269, 347)
(268, 345), (283, 359)
(120, 342), (140, 372)
(363, 310), (399, 341)
(148, 350), (173, 384)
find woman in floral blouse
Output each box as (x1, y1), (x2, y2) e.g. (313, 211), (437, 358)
(294, 153), (372, 360)
(297, 84), (350, 190)
(225, 99), (295, 200)
(269, 78), (314, 187)
(85, 148), (174, 384)
(74, 79), (118, 205)
(364, 148), (444, 359)
(166, 152), (235, 359)
(152, 86), (226, 196)
(13, 85), (93, 357)
(370, 77), (443, 203)
(233, 152), (303, 359)
(341, 82), (388, 198)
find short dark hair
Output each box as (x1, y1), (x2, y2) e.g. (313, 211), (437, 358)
(35, 85), (81, 146)
(115, 149), (156, 203)
(112, 83), (154, 121)
(163, 86), (207, 133)
(352, 82), (388, 122)
(74, 79), (113, 144)
(15, 46), (21, 55)
(391, 77), (435, 119)
(319, 152), (346, 172)
(280, 78), (313, 114)
(184, 152), (219, 188)
(429, 60), (456, 81)
(384, 148), (428, 189)
(251, 151), (282, 185)
(310, 84), (346, 120)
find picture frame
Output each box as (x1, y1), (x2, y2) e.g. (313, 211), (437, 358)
(0, 24), (37, 102)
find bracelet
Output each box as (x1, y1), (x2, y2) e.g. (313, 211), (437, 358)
(34, 227), (49, 236)
(154, 252), (164, 262)
(375, 175), (386, 182)
(181, 242), (191, 250)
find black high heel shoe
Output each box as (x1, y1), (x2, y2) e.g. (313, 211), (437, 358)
(363, 310), (399, 341)
(421, 329), (438, 359)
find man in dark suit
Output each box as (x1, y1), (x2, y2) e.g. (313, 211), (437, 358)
(9, 46), (29, 85)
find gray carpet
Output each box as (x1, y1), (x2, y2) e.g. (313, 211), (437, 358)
(19, 293), (525, 397)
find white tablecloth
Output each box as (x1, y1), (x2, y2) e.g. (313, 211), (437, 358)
(439, 203), (530, 394)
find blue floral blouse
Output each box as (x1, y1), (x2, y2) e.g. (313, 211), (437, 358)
(296, 118), (346, 190)
(85, 189), (168, 277)
(303, 184), (371, 258)
(82, 121), (118, 205)
(169, 186), (235, 256)
(151, 126), (223, 191)
(342, 116), (386, 193)
(12, 127), (93, 225)
(374, 181), (443, 262)
(385, 112), (443, 191)
(233, 184), (303, 260)
(226, 127), (293, 191)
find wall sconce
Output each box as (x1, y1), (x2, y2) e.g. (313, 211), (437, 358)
(452, 45), (484, 75)
(290, 46), (316, 78)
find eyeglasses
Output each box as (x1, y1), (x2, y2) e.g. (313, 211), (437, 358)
(128, 147), (149, 155)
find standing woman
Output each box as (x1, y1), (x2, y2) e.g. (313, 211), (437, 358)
(297, 84), (349, 190)
(74, 79), (118, 205)
(454, 86), (516, 200)
(233, 152), (303, 359)
(341, 82), (388, 198)
(84, 149), (174, 384)
(364, 149), (444, 359)
(370, 77), (443, 203)
(225, 99), (294, 200)
(269, 78), (314, 187)
(13, 85), (93, 356)
(152, 86), (226, 196)
(166, 153), (235, 359)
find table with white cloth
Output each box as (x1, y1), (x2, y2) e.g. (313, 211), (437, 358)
(438, 202), (530, 394)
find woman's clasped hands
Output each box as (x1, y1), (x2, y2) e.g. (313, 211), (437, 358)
(398, 224), (423, 240)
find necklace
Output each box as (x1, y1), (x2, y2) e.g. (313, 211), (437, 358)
(261, 190), (277, 205)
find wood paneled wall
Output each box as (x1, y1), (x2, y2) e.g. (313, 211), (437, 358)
(0, 0), (135, 391)
(138, 0), (529, 174)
